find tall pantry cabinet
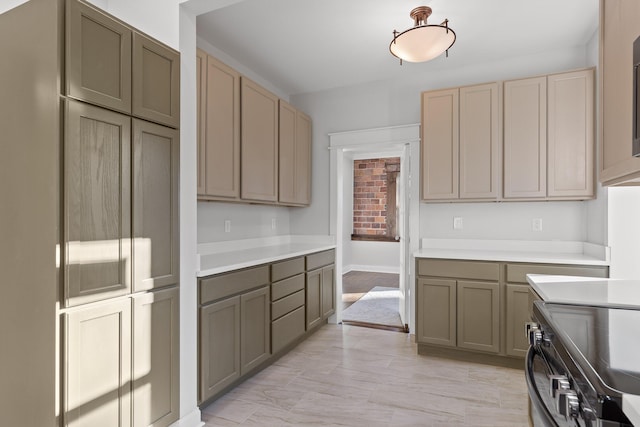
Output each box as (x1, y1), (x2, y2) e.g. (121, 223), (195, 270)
(0, 1), (180, 426)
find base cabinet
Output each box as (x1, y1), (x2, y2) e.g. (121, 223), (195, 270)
(416, 259), (609, 360)
(240, 287), (271, 374)
(306, 254), (335, 330)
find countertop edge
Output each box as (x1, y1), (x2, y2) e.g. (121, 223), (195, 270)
(413, 249), (609, 266)
(197, 244), (336, 277)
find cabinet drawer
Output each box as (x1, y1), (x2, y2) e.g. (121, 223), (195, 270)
(506, 264), (608, 284)
(271, 273), (305, 301)
(200, 265), (270, 305)
(306, 249), (335, 270)
(271, 290), (305, 320)
(417, 259), (499, 281)
(272, 306), (305, 354)
(271, 257), (305, 282)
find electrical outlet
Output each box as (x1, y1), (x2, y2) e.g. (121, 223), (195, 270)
(224, 219), (231, 233)
(532, 218), (543, 232)
(453, 217), (463, 230)
(271, 218), (277, 230)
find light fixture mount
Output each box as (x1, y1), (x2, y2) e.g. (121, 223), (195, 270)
(390, 5), (456, 64)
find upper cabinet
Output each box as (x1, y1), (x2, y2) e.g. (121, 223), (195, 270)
(197, 51), (241, 200)
(196, 49), (313, 206)
(241, 77), (279, 203)
(600, 0), (640, 186)
(503, 76), (547, 199)
(504, 70), (594, 200)
(421, 83), (500, 201)
(422, 69), (594, 202)
(66, 0), (179, 128)
(279, 100), (312, 206)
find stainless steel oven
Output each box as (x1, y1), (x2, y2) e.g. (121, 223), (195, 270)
(525, 302), (637, 427)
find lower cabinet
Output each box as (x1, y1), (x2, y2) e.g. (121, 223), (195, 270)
(306, 264), (335, 330)
(64, 287), (179, 427)
(199, 285), (270, 403)
(416, 258), (609, 360)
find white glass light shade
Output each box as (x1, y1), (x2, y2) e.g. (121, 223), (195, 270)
(390, 25), (456, 63)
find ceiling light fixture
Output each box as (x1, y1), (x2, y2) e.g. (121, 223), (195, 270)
(390, 6), (456, 64)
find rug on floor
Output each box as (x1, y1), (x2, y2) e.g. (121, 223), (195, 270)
(341, 286), (403, 328)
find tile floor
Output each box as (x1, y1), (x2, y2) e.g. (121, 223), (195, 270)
(201, 324), (530, 426)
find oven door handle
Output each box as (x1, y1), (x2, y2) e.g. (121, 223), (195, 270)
(525, 346), (559, 427)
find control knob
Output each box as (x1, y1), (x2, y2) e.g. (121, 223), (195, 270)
(527, 326), (543, 346)
(549, 375), (570, 398)
(556, 390), (580, 419)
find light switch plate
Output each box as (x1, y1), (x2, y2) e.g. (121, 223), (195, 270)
(453, 217), (463, 230)
(532, 218), (543, 232)
(224, 220), (231, 233)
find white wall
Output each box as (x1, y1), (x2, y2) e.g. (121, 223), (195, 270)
(197, 202), (291, 242)
(290, 46), (600, 243)
(420, 201), (586, 241)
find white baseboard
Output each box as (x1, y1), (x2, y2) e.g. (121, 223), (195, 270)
(170, 408), (203, 427)
(342, 264), (400, 274)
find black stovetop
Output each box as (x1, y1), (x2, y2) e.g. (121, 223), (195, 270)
(536, 301), (640, 396)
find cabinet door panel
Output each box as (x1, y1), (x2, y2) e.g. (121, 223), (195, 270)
(199, 297), (240, 402)
(421, 88), (459, 200)
(240, 286), (271, 375)
(132, 33), (180, 128)
(321, 264), (335, 319)
(65, 299), (131, 427)
(504, 77), (547, 198)
(64, 100), (131, 307)
(132, 287), (179, 427)
(548, 70), (594, 198)
(202, 55), (241, 199)
(241, 77), (278, 202)
(66, 0), (131, 113)
(505, 284), (531, 357)
(279, 100), (296, 204)
(132, 119), (179, 292)
(196, 49), (207, 196)
(416, 278), (456, 346)
(457, 280), (500, 353)
(295, 111), (312, 205)
(306, 269), (322, 330)
(459, 83), (500, 199)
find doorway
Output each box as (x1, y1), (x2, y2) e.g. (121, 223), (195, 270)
(328, 124), (420, 333)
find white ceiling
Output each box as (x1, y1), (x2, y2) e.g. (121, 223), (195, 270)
(196, 0), (599, 96)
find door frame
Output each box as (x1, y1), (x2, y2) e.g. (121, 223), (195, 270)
(328, 124), (420, 332)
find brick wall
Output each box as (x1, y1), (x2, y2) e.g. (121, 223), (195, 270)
(353, 157), (400, 237)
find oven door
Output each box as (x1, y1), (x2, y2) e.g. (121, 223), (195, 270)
(526, 347), (580, 427)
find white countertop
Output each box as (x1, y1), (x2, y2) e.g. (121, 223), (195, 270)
(526, 275), (640, 309)
(197, 235), (335, 277)
(527, 273), (640, 424)
(623, 394), (640, 427)
(413, 239), (610, 266)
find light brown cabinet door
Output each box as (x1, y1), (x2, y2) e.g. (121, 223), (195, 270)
(416, 278), (456, 347)
(278, 100), (297, 204)
(421, 88), (459, 200)
(279, 101), (312, 206)
(132, 287), (179, 427)
(196, 49), (207, 196)
(132, 33), (180, 128)
(457, 280), (500, 353)
(600, 0), (640, 184)
(241, 77), (279, 202)
(547, 70), (595, 198)
(240, 286), (271, 375)
(64, 298), (132, 427)
(64, 100), (131, 307)
(321, 264), (335, 319)
(306, 268), (322, 330)
(199, 296), (241, 402)
(505, 284), (531, 358)
(503, 76), (547, 199)
(132, 119), (179, 292)
(199, 54), (241, 199)
(66, 0), (132, 114)
(459, 83), (500, 199)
